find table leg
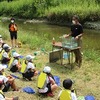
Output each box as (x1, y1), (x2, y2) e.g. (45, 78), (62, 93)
(67, 51), (70, 64)
(71, 52), (74, 64)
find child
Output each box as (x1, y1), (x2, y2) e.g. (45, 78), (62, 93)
(1, 44), (11, 65)
(10, 52), (21, 72)
(58, 79), (77, 100)
(0, 64), (18, 92)
(38, 66), (58, 97)
(9, 18), (18, 48)
(22, 55), (38, 81)
(0, 81), (19, 100)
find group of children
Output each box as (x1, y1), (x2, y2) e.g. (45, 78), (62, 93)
(0, 35), (77, 100)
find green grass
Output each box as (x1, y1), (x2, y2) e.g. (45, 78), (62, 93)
(0, 22), (51, 50)
(0, 20), (100, 99)
(0, 0), (100, 21)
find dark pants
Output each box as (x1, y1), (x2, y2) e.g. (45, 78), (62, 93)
(22, 70), (34, 80)
(10, 65), (18, 72)
(74, 38), (82, 67)
(10, 32), (17, 40)
(3, 83), (11, 92)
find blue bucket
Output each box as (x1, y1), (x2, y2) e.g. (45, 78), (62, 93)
(63, 53), (69, 59)
(85, 95), (95, 100)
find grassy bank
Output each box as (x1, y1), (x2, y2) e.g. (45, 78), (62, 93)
(0, 0), (100, 22)
(0, 21), (100, 100)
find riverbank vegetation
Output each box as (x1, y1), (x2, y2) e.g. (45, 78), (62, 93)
(0, 0), (100, 22)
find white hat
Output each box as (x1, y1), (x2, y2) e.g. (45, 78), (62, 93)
(26, 55), (35, 61)
(13, 52), (20, 57)
(3, 44), (11, 50)
(0, 64), (5, 71)
(43, 66), (51, 73)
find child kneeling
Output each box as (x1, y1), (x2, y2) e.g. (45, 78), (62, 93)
(22, 55), (38, 81)
(38, 66), (57, 97)
(10, 52), (21, 72)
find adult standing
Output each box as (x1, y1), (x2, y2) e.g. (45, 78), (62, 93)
(9, 18), (18, 48)
(65, 15), (83, 67)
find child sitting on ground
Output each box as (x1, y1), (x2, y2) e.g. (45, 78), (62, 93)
(1, 44), (11, 65)
(0, 64), (19, 92)
(38, 66), (58, 97)
(22, 55), (38, 81)
(58, 79), (77, 100)
(0, 81), (19, 100)
(10, 52), (21, 72)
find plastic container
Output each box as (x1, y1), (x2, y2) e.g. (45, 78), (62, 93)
(62, 37), (78, 49)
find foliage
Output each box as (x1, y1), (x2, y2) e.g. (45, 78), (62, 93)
(0, 0), (100, 22)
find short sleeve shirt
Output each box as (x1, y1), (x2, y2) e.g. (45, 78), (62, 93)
(0, 75), (8, 83)
(2, 52), (9, 59)
(12, 59), (18, 66)
(0, 94), (5, 100)
(71, 24), (83, 37)
(27, 62), (35, 70)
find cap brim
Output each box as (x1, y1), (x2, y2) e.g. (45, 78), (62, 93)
(32, 56), (35, 59)
(8, 46), (11, 49)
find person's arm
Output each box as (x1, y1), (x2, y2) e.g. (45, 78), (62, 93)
(49, 77), (56, 85)
(9, 24), (11, 32)
(65, 33), (71, 38)
(14, 24), (18, 31)
(5, 97), (13, 100)
(58, 91), (62, 100)
(64, 25), (73, 38)
(5, 96), (18, 100)
(71, 92), (77, 100)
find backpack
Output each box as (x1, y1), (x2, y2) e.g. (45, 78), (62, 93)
(37, 72), (47, 89)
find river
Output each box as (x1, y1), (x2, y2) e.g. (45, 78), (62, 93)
(1, 19), (100, 51)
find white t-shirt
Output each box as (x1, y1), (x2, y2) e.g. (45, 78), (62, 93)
(0, 75), (8, 83)
(38, 76), (53, 93)
(0, 94), (5, 100)
(58, 90), (77, 100)
(12, 59), (18, 66)
(2, 52), (9, 58)
(27, 62), (35, 70)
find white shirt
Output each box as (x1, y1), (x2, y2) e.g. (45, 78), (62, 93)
(2, 52), (9, 58)
(58, 90), (77, 100)
(0, 75), (8, 83)
(12, 59), (18, 66)
(0, 94), (5, 100)
(27, 62), (35, 70)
